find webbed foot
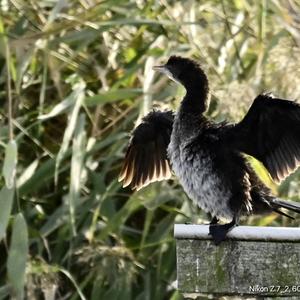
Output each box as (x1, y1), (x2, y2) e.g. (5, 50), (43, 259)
(209, 219), (236, 245)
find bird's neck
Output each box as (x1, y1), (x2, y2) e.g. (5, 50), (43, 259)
(174, 70), (209, 139)
(180, 68), (209, 115)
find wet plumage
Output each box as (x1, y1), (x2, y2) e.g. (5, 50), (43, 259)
(119, 55), (300, 244)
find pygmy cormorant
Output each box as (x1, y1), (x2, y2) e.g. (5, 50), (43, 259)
(119, 56), (300, 244)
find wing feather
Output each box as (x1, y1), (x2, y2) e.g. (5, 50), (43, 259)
(119, 110), (174, 190)
(227, 94), (300, 182)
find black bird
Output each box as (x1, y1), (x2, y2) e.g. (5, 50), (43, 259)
(119, 56), (300, 244)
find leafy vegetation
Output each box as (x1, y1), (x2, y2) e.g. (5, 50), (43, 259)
(0, 0), (300, 299)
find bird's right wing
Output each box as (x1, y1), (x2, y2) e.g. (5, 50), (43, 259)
(119, 110), (174, 190)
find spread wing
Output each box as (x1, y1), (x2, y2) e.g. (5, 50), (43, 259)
(227, 94), (300, 181)
(119, 110), (174, 190)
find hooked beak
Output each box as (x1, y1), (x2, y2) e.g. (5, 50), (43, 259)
(152, 65), (167, 73)
(153, 64), (177, 83)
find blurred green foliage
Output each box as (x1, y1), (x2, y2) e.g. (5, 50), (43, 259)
(0, 0), (300, 299)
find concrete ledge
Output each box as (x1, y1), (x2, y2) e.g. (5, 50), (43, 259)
(174, 224), (300, 241)
(175, 225), (300, 297)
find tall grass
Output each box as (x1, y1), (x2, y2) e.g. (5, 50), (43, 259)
(0, 0), (300, 299)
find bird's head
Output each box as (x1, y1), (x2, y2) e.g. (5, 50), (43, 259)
(153, 56), (204, 88)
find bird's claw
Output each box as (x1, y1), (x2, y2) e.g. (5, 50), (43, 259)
(208, 224), (229, 245)
(208, 220), (236, 245)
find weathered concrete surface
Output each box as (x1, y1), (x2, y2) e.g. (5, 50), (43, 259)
(176, 238), (300, 297)
(175, 224), (300, 241)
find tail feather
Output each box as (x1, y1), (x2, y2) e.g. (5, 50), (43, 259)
(270, 198), (300, 216)
(271, 207), (294, 220)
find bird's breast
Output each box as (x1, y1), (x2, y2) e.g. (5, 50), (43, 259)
(167, 133), (234, 220)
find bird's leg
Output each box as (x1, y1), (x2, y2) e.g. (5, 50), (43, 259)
(209, 218), (236, 245)
(210, 216), (219, 225)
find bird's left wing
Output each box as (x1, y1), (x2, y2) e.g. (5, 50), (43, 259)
(119, 110), (174, 190)
(226, 94), (300, 181)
